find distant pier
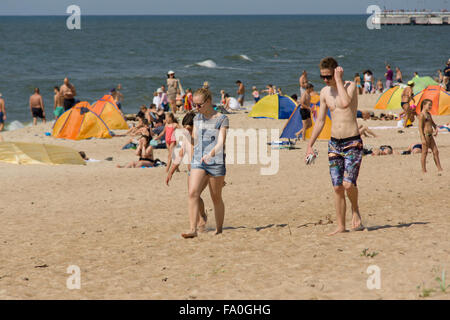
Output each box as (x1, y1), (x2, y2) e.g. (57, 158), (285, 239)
(373, 11), (450, 25)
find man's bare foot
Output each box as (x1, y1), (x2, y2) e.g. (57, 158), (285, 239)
(327, 228), (347, 236)
(214, 229), (222, 235)
(181, 231), (197, 239)
(351, 211), (363, 231)
(116, 164), (122, 168)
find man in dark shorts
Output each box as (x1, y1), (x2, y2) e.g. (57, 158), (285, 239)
(60, 77), (77, 111)
(306, 57), (363, 235)
(296, 83), (314, 141)
(29, 88), (46, 125)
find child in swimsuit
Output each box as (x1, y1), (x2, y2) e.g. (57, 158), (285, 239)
(154, 112), (179, 173)
(418, 99), (442, 172)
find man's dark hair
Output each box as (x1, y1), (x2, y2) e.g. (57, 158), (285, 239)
(291, 94), (298, 101)
(319, 57), (338, 70)
(54, 86), (59, 91)
(236, 80), (242, 84)
(306, 83), (314, 89)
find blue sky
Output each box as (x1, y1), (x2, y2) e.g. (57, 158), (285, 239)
(0, 0), (448, 15)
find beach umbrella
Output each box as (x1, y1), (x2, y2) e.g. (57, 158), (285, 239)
(414, 85), (450, 115)
(374, 86), (404, 110)
(410, 76), (438, 95)
(90, 95), (128, 130)
(0, 142), (85, 165)
(249, 94), (297, 119)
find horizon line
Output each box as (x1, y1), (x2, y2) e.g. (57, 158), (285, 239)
(0, 13), (372, 17)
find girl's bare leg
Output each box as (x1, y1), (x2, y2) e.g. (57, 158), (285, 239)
(421, 143), (428, 173)
(208, 175), (226, 235)
(430, 138), (443, 171)
(184, 169), (209, 238)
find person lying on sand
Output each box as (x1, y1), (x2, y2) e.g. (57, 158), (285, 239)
(401, 143), (422, 155)
(369, 145), (396, 156)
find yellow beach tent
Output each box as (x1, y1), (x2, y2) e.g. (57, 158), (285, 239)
(90, 95), (128, 130)
(0, 142), (85, 165)
(248, 94), (297, 119)
(374, 86), (404, 110)
(52, 102), (113, 140)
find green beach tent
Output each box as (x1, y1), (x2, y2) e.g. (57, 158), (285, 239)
(410, 76), (438, 95)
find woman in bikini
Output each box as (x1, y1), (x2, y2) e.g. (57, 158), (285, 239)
(166, 70), (179, 113)
(418, 99), (443, 173)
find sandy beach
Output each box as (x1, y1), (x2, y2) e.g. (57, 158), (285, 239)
(1, 94), (449, 300)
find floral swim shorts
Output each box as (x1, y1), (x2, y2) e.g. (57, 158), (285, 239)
(328, 135), (363, 187)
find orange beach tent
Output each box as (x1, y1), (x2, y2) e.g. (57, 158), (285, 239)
(413, 86), (450, 115)
(90, 95), (128, 130)
(52, 102), (113, 140)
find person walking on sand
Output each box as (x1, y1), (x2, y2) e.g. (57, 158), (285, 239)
(29, 88), (46, 125)
(295, 83), (314, 141)
(53, 86), (64, 119)
(305, 57), (364, 235)
(0, 93), (6, 131)
(236, 80), (245, 107)
(167, 70), (180, 113)
(182, 88), (229, 239)
(384, 64), (394, 89)
(299, 70), (308, 97)
(60, 77), (77, 111)
(418, 99), (443, 173)
(166, 111), (208, 233)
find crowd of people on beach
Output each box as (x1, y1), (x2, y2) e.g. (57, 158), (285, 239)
(1, 56), (448, 239)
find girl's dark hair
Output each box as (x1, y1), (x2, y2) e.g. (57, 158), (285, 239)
(420, 99), (432, 111)
(291, 94), (298, 101)
(182, 111), (196, 126)
(167, 112), (179, 124)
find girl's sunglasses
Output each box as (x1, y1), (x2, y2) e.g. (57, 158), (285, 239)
(193, 100), (207, 108)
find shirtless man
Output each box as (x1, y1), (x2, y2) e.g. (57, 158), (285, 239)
(236, 80), (245, 107)
(0, 93), (6, 131)
(29, 88), (46, 125)
(299, 70), (308, 97)
(306, 57), (363, 235)
(53, 86), (64, 119)
(60, 77), (77, 111)
(295, 83), (314, 141)
(401, 81), (415, 128)
(395, 67), (403, 83)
